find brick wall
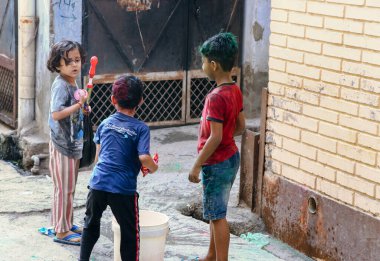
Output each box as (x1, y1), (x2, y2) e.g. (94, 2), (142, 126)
(267, 0), (380, 216)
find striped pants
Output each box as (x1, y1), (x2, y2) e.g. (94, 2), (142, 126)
(49, 142), (79, 233)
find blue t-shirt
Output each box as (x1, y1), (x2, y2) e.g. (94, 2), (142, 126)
(89, 112), (150, 195)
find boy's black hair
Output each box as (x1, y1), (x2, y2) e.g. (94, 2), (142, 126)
(112, 75), (144, 109)
(46, 40), (86, 73)
(199, 32), (238, 72)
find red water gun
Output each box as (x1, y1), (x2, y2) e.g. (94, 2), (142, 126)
(84, 56), (98, 112)
(73, 56), (98, 110)
(141, 153), (159, 177)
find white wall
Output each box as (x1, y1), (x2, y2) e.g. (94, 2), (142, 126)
(242, 0), (271, 117)
(243, 0), (271, 72)
(53, 0), (82, 43)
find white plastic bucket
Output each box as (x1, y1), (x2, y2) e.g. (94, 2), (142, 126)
(112, 210), (169, 261)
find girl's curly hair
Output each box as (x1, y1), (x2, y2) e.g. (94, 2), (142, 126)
(46, 40), (86, 73)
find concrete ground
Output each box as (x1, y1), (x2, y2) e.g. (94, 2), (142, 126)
(0, 122), (314, 261)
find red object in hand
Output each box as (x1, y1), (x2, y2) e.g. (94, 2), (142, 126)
(84, 56), (98, 113)
(141, 166), (149, 177)
(86, 56), (98, 91)
(153, 152), (159, 164)
(89, 56), (98, 79)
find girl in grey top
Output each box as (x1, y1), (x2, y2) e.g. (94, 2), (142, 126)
(46, 40), (87, 246)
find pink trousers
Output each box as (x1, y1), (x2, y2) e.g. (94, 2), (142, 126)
(49, 142), (79, 233)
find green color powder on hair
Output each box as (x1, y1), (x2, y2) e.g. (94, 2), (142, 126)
(199, 32), (238, 72)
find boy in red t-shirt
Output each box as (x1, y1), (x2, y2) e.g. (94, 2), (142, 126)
(188, 32), (246, 261)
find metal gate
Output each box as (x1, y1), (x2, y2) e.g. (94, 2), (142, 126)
(0, 0), (17, 128)
(83, 0), (243, 128)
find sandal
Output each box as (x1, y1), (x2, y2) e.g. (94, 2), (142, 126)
(38, 224), (82, 236)
(70, 224), (83, 234)
(38, 227), (55, 237)
(53, 233), (81, 246)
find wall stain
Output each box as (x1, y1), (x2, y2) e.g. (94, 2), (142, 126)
(252, 21), (264, 41)
(243, 63), (268, 118)
(261, 176), (380, 261)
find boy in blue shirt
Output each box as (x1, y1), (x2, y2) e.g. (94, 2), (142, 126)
(79, 75), (158, 261)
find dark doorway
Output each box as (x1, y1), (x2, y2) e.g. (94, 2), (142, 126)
(83, 0), (243, 128)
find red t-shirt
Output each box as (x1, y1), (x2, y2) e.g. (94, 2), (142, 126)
(197, 83), (243, 165)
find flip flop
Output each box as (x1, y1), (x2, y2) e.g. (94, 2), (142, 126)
(53, 233), (81, 246)
(70, 224), (83, 234)
(38, 227), (56, 237)
(38, 225), (82, 237)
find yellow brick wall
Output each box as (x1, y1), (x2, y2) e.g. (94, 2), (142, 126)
(267, 0), (380, 216)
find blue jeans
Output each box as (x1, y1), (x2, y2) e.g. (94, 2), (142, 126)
(201, 152), (240, 220)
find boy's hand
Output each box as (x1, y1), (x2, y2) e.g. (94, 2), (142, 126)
(141, 152), (159, 177)
(188, 165), (201, 183)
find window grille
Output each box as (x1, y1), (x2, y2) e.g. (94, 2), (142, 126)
(0, 66), (13, 112)
(89, 82), (114, 129)
(189, 77), (216, 119)
(89, 69), (239, 129)
(187, 70), (240, 123)
(90, 78), (184, 128)
(0, 65), (15, 127)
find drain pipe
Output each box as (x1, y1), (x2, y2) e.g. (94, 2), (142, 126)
(30, 153), (49, 174)
(18, 1), (37, 130)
